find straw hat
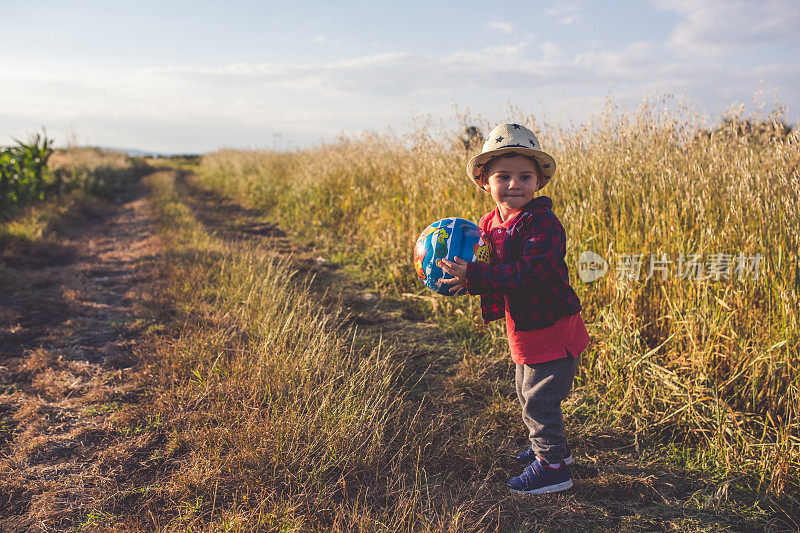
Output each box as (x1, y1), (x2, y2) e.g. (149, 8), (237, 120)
(466, 123), (557, 191)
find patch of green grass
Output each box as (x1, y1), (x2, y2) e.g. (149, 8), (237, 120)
(81, 402), (121, 417)
(0, 193), (86, 246)
(74, 509), (115, 531)
(118, 413), (163, 436)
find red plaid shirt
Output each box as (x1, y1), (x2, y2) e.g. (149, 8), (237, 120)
(465, 196), (582, 331)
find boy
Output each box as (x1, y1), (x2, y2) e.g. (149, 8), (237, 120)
(438, 123), (590, 495)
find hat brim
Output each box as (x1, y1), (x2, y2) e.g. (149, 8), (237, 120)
(466, 147), (557, 191)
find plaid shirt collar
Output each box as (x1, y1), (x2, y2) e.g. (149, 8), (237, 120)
(479, 196), (554, 234)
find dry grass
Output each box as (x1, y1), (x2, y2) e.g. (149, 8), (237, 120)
(47, 146), (133, 172)
(132, 161), (797, 530)
(196, 98), (800, 509)
(138, 171), (529, 531)
(48, 147), (149, 201)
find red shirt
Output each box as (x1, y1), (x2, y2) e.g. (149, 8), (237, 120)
(485, 208), (590, 365)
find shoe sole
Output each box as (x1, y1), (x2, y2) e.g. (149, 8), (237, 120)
(509, 478), (574, 495)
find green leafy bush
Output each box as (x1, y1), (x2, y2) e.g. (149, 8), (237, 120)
(0, 131), (54, 216)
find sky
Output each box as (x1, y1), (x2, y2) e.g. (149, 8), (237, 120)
(1, 0), (798, 153)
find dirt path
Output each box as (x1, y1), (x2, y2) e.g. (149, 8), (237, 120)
(0, 188), (162, 531)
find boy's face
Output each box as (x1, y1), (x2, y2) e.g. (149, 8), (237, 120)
(481, 155), (541, 216)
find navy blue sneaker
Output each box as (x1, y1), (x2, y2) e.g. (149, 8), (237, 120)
(514, 444), (574, 466)
(507, 458), (573, 495)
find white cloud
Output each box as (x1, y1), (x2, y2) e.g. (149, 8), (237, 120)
(540, 42), (563, 62)
(546, 2), (581, 25)
(1, 32), (797, 151)
(573, 41), (658, 76)
(486, 21), (513, 33)
(108, 42), (795, 107)
(485, 41), (530, 57)
(5, 45), (794, 109)
(651, 0), (800, 55)
(312, 34), (327, 43)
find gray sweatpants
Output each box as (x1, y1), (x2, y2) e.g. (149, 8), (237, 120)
(514, 350), (577, 464)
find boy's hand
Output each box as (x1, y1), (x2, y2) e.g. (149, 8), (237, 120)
(437, 257), (469, 295)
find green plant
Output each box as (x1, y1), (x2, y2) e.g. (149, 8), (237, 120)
(0, 130), (54, 215)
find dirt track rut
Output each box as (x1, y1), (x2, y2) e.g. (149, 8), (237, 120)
(0, 191), (159, 531)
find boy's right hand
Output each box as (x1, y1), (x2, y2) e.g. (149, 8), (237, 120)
(438, 257), (468, 295)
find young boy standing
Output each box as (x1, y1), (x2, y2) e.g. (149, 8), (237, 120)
(438, 123), (590, 495)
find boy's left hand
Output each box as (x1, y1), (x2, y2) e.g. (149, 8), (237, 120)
(437, 257), (469, 295)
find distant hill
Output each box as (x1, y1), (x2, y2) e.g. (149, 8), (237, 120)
(93, 146), (199, 158)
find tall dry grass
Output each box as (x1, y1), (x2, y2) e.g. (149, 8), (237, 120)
(197, 98), (800, 499)
(47, 147), (148, 201)
(144, 171), (511, 531)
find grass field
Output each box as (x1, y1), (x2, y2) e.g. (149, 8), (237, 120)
(188, 100), (799, 526)
(134, 166), (793, 530)
(2, 102), (799, 530)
